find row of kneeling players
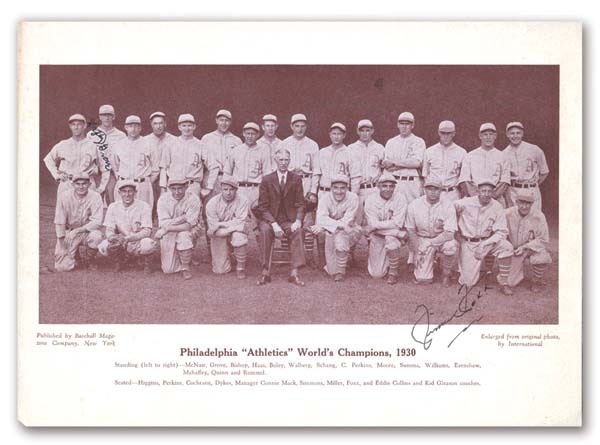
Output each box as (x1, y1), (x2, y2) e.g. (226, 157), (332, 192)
(53, 152), (551, 295)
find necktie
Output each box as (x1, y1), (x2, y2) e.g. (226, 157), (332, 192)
(280, 174), (285, 190)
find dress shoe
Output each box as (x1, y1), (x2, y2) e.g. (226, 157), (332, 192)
(288, 275), (305, 286)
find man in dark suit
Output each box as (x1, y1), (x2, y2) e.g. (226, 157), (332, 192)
(254, 147), (306, 286)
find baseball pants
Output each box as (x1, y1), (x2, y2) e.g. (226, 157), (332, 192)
(413, 237), (458, 282)
(506, 247), (552, 287)
(367, 230), (405, 278)
(210, 231), (249, 274)
(54, 229), (103, 272)
(458, 239), (514, 287)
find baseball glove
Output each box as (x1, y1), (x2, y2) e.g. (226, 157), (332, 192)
(106, 234), (126, 254)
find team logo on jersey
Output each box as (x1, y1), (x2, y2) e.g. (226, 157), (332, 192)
(493, 163), (502, 179)
(370, 154), (380, 170)
(387, 209), (394, 220)
(191, 153), (201, 168)
(337, 163), (347, 175)
(434, 218), (444, 232)
(133, 221), (141, 233)
(526, 159), (534, 173)
(449, 161), (460, 177)
(138, 153), (148, 168)
(484, 218), (495, 235)
(302, 154), (313, 171)
(82, 154), (93, 171)
(250, 160), (262, 179)
(528, 230), (535, 241)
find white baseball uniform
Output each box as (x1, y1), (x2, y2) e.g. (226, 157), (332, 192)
(314, 145), (361, 196)
(505, 206), (552, 287)
(53, 188), (104, 272)
(454, 196), (514, 287)
(383, 133), (426, 203)
(405, 196), (458, 282)
(503, 141), (550, 211)
(113, 136), (156, 206)
(280, 135), (320, 195)
(423, 142), (467, 202)
(458, 146), (511, 197)
(225, 142), (272, 211)
(87, 126), (127, 204)
(257, 135), (282, 173)
(347, 139), (385, 225)
(364, 190), (408, 278)
(44, 136), (99, 196)
(199, 130), (242, 195)
(205, 192), (250, 274)
(157, 192), (202, 274)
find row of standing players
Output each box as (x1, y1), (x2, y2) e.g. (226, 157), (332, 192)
(45, 106), (552, 294)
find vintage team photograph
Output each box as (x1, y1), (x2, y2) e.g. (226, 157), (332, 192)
(38, 65), (559, 325)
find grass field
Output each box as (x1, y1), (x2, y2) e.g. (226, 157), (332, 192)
(38, 199), (559, 325)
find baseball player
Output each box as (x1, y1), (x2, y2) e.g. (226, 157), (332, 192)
(53, 173), (103, 272)
(144, 111), (177, 216)
(459, 122), (510, 201)
(454, 179), (514, 295)
(280, 113), (320, 265)
(257, 114), (281, 173)
(87, 104), (126, 205)
(505, 192), (552, 292)
(363, 172), (408, 284)
(503, 122), (550, 211)
(155, 178), (202, 280)
(44, 114), (99, 197)
(310, 174), (361, 282)
(224, 122), (272, 223)
(205, 175), (250, 279)
(405, 176), (458, 287)
(347, 119), (385, 225)
(97, 180), (157, 274)
(112, 115), (157, 207)
(422, 120), (467, 203)
(199, 109), (242, 198)
(383, 112), (426, 203)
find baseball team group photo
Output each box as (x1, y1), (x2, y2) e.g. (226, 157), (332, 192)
(38, 65), (559, 325)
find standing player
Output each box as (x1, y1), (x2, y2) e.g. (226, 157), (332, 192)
(503, 122), (550, 211)
(383, 112), (426, 203)
(53, 173), (103, 272)
(363, 173), (408, 285)
(422, 120), (467, 203)
(97, 180), (157, 274)
(44, 114), (98, 197)
(88, 104), (126, 205)
(505, 193), (552, 292)
(205, 175), (250, 279)
(458, 122), (510, 202)
(113, 115), (156, 207)
(310, 175), (361, 282)
(405, 176), (458, 287)
(454, 179), (514, 295)
(347, 119), (385, 225)
(257, 114), (281, 173)
(155, 178), (202, 280)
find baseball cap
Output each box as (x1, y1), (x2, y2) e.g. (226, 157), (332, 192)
(168, 178), (189, 187)
(479, 122), (497, 133)
(329, 122), (347, 132)
(125, 115), (142, 125)
(377, 172), (397, 184)
(216, 109), (232, 120)
(357, 119), (374, 129)
(178, 114), (195, 124)
(290, 113), (307, 124)
(149, 111), (166, 120)
(243, 122), (260, 132)
(220, 174), (239, 189)
(68, 114), (86, 123)
(516, 192), (535, 203)
(117, 179), (137, 190)
(330, 174), (349, 186)
(424, 176), (443, 188)
(71, 172), (91, 182)
(438, 120), (456, 132)
(506, 121), (524, 131)
(398, 112), (415, 123)
(262, 114), (278, 123)
(98, 104), (115, 115)
(477, 178), (496, 188)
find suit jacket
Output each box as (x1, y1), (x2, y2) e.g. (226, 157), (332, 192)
(255, 171), (305, 224)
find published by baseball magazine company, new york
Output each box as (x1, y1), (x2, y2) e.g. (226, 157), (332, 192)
(18, 21), (581, 426)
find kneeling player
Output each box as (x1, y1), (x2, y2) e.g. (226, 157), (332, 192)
(155, 178), (202, 279)
(363, 172), (408, 284)
(205, 175), (250, 279)
(405, 176), (458, 286)
(97, 180), (157, 273)
(505, 192), (552, 292)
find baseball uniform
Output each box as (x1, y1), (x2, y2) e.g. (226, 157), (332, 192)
(314, 145), (361, 196)
(405, 196), (458, 282)
(454, 196), (514, 287)
(113, 136), (156, 207)
(145, 131), (177, 212)
(199, 129), (242, 196)
(459, 146), (511, 197)
(87, 126), (127, 204)
(505, 205), (552, 287)
(364, 189), (408, 279)
(280, 135), (320, 196)
(383, 133), (426, 203)
(156, 191), (202, 274)
(225, 142), (272, 211)
(53, 188), (104, 272)
(205, 191), (250, 274)
(423, 142), (467, 202)
(314, 190), (361, 276)
(257, 135), (282, 173)
(44, 136), (99, 196)
(348, 139), (385, 225)
(503, 141), (550, 211)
